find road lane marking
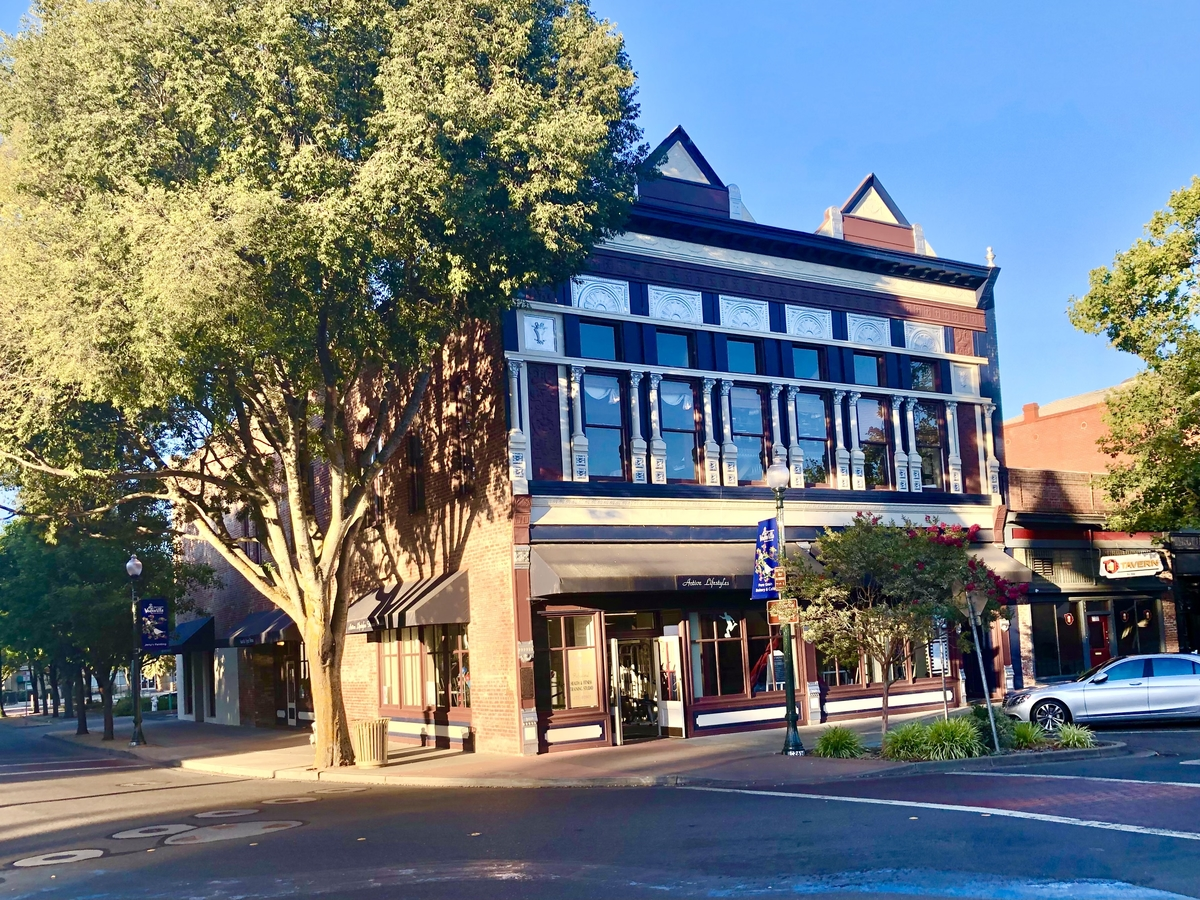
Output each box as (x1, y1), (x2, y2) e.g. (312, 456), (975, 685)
(193, 808), (259, 818)
(682, 786), (1200, 842)
(112, 824), (196, 839)
(164, 821), (302, 844)
(958, 772), (1200, 789)
(0, 763), (145, 776)
(261, 797), (317, 805)
(1179, 760), (1200, 766)
(12, 849), (104, 867)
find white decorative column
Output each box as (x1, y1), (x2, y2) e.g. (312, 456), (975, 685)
(905, 398), (923, 493)
(769, 384), (786, 464)
(945, 401), (964, 494)
(506, 359), (529, 495)
(700, 378), (721, 486)
(648, 373), (668, 485)
(847, 391), (866, 491)
(891, 396), (910, 492)
(785, 386), (805, 489)
(982, 402), (1001, 496)
(719, 380), (739, 486)
(628, 371), (647, 484)
(832, 390), (851, 490)
(568, 365), (589, 482)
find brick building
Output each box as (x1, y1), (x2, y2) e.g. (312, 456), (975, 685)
(176, 127), (1021, 753)
(998, 383), (1180, 689)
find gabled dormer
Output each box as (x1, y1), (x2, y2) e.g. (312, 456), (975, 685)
(816, 174), (936, 257)
(638, 126), (755, 222)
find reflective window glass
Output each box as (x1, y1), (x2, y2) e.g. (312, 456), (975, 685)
(911, 360), (937, 391)
(853, 354), (880, 386)
(579, 323), (617, 361)
(583, 374), (624, 479)
(793, 346), (821, 380)
(727, 340), (759, 374)
(656, 331), (691, 368)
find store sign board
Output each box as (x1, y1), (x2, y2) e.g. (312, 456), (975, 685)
(675, 576), (734, 590)
(1099, 553), (1163, 579)
(766, 598), (800, 626)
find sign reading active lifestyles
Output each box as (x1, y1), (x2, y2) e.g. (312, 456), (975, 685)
(1099, 552), (1164, 579)
(140, 598), (170, 652)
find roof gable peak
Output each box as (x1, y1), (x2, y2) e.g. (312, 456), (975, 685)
(842, 173), (910, 226)
(649, 126), (725, 188)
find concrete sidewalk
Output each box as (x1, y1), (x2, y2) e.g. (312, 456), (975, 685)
(33, 710), (960, 788)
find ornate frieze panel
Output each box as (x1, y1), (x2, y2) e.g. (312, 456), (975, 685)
(904, 321), (945, 354)
(846, 313), (891, 347)
(785, 305), (833, 340)
(647, 285), (703, 324)
(520, 312), (560, 355)
(951, 363), (980, 396)
(718, 295), (770, 333)
(570, 275), (630, 314)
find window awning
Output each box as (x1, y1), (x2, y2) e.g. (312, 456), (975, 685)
(346, 588), (389, 635)
(529, 542), (820, 598)
(165, 616), (214, 654)
(372, 570), (470, 631)
(219, 608), (300, 647)
(969, 545), (1035, 584)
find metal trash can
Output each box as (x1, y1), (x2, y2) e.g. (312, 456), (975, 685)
(351, 718), (390, 768)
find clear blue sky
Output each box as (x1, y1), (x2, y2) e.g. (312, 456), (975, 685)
(4, 1), (1199, 413)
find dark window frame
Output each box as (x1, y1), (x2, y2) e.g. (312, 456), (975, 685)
(581, 370), (628, 481)
(658, 378), (700, 484)
(729, 384), (769, 485)
(909, 358), (940, 392)
(792, 390), (831, 487)
(379, 624), (471, 712)
(855, 395), (891, 489)
(537, 613), (601, 712)
(579, 320), (619, 361)
(912, 401), (946, 491)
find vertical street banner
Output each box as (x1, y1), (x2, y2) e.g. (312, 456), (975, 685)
(752, 517), (780, 601)
(140, 598), (170, 652)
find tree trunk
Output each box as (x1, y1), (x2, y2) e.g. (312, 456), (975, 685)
(880, 672), (892, 736)
(76, 667), (89, 736)
(63, 665), (74, 720)
(308, 621), (355, 769)
(37, 666), (48, 715)
(29, 661), (39, 714)
(49, 662), (60, 718)
(96, 669), (115, 741)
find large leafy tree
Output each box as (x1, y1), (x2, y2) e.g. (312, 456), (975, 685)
(0, 0), (642, 766)
(1068, 177), (1200, 530)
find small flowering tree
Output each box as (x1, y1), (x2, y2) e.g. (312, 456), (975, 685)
(789, 513), (1022, 734)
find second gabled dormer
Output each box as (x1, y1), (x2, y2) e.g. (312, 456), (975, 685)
(816, 174), (937, 257)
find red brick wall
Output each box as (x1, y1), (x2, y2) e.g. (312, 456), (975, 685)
(1004, 402), (1116, 473)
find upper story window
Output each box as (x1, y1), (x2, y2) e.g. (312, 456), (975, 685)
(656, 331), (692, 368)
(727, 339), (759, 375)
(730, 386), (767, 484)
(579, 322), (618, 361)
(853, 353), (881, 387)
(792, 345), (821, 380)
(582, 373), (625, 479)
(913, 402), (944, 490)
(856, 397), (890, 488)
(659, 380), (699, 483)
(793, 392), (830, 487)
(910, 359), (938, 392)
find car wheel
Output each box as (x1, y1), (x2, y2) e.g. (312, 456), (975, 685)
(1032, 700), (1071, 730)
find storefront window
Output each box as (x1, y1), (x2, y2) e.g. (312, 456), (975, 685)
(794, 392), (830, 486)
(426, 625), (470, 709)
(1030, 602), (1085, 679)
(913, 402), (944, 490)
(541, 615), (599, 710)
(817, 649), (860, 687)
(746, 611), (786, 695)
(856, 398), (890, 488)
(1115, 598), (1161, 656)
(380, 625), (470, 709)
(583, 373), (625, 479)
(730, 387), (767, 484)
(660, 380), (698, 482)
(691, 612), (746, 697)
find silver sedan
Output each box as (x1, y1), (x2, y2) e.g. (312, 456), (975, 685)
(1004, 653), (1200, 729)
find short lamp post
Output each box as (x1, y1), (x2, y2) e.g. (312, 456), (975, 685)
(766, 461), (805, 757)
(126, 554), (146, 747)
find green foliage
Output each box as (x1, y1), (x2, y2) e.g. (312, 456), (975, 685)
(926, 717), (985, 760)
(1054, 723), (1097, 749)
(969, 703), (1015, 752)
(1012, 721), (1049, 750)
(812, 726), (866, 759)
(113, 695), (155, 717)
(1068, 177), (1200, 530)
(880, 722), (931, 761)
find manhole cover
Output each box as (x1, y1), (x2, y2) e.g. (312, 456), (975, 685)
(165, 821), (302, 844)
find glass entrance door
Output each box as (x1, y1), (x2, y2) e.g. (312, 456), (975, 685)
(609, 638), (660, 743)
(656, 631), (685, 737)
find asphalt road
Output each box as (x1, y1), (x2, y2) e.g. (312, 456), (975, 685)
(3, 719), (1200, 900)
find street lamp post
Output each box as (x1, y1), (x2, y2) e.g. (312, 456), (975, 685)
(126, 554), (146, 747)
(766, 461), (804, 757)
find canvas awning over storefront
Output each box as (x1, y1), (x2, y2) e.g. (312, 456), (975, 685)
(346, 588), (390, 634)
(969, 545), (1035, 584)
(165, 616), (214, 654)
(219, 608), (300, 647)
(370, 571), (471, 631)
(529, 542), (820, 598)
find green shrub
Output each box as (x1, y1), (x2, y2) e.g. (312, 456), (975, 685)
(969, 704), (1015, 751)
(927, 717), (985, 760)
(881, 722), (931, 761)
(813, 726), (866, 759)
(1012, 721), (1049, 750)
(1055, 723), (1096, 749)
(112, 696), (154, 717)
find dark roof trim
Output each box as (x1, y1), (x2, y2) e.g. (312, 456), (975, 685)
(841, 173), (911, 227)
(625, 204), (992, 290)
(648, 126), (726, 188)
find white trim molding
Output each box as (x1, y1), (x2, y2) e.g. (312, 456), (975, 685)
(648, 285), (703, 325)
(904, 321), (945, 354)
(570, 275), (630, 314)
(785, 305), (834, 341)
(846, 313), (891, 347)
(719, 295), (770, 333)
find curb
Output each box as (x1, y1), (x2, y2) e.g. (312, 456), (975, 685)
(42, 730), (169, 764)
(857, 740), (1130, 779)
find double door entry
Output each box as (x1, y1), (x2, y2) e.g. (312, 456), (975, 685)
(608, 631), (685, 744)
